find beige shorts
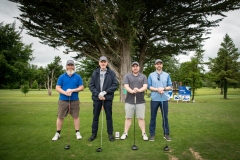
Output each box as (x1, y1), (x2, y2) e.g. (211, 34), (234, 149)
(57, 100), (80, 118)
(125, 103), (145, 119)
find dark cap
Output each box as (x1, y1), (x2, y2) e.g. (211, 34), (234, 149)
(66, 60), (74, 65)
(155, 59), (163, 64)
(131, 62), (139, 66)
(99, 56), (108, 62)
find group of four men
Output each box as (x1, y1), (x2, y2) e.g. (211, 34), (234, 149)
(52, 56), (172, 143)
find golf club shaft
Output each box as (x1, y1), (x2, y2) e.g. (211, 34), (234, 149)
(134, 94), (136, 145)
(161, 94), (168, 146)
(68, 96), (71, 145)
(100, 100), (104, 148)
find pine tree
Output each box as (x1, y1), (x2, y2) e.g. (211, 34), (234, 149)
(209, 34), (240, 99)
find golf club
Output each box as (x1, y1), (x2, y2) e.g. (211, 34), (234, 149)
(161, 94), (169, 151)
(131, 94), (138, 150)
(64, 96), (71, 150)
(96, 100), (104, 152)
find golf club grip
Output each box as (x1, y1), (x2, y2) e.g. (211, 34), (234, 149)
(134, 94), (136, 104)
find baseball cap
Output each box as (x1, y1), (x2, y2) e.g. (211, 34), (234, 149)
(131, 62), (139, 66)
(155, 59), (163, 64)
(99, 56), (108, 62)
(66, 60), (74, 65)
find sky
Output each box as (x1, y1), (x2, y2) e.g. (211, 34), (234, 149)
(1, 0), (240, 68)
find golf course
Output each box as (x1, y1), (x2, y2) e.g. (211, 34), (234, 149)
(0, 88), (239, 160)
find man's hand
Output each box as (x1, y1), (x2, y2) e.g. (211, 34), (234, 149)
(65, 89), (73, 96)
(133, 88), (140, 93)
(130, 89), (136, 94)
(98, 91), (107, 97)
(98, 91), (107, 100)
(157, 87), (164, 94)
(99, 97), (106, 100)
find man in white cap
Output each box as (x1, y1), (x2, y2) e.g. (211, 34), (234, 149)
(52, 60), (84, 141)
(88, 56), (118, 142)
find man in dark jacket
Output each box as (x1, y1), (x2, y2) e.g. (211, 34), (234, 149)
(88, 56), (118, 142)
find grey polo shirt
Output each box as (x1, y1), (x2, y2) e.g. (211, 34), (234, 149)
(123, 73), (148, 104)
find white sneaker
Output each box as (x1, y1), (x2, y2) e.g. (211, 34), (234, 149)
(76, 132), (82, 140)
(120, 132), (128, 140)
(52, 132), (60, 141)
(142, 133), (148, 141)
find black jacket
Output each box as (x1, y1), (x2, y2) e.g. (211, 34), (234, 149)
(89, 67), (118, 101)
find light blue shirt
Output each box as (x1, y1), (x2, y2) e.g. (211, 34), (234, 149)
(148, 71), (172, 101)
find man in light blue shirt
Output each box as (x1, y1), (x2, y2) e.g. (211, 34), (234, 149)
(148, 59), (172, 141)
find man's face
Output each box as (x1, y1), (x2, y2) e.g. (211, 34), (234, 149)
(66, 64), (75, 71)
(155, 62), (163, 70)
(132, 64), (140, 74)
(99, 60), (108, 70)
(66, 64), (75, 75)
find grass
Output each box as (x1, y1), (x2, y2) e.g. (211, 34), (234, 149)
(0, 88), (240, 160)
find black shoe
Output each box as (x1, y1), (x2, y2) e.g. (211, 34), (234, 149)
(88, 134), (97, 141)
(108, 134), (115, 142)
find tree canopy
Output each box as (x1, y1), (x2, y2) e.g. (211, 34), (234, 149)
(0, 22), (34, 88)
(10, 0), (240, 72)
(9, 0), (240, 101)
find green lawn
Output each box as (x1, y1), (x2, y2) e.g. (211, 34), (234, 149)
(0, 88), (239, 160)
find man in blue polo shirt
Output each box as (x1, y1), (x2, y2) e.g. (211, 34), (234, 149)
(52, 60), (84, 141)
(148, 59), (172, 142)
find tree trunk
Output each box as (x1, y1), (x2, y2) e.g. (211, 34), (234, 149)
(47, 76), (51, 96)
(220, 87), (223, 94)
(139, 43), (147, 73)
(48, 69), (55, 96)
(191, 88), (195, 102)
(223, 79), (227, 99)
(119, 43), (132, 102)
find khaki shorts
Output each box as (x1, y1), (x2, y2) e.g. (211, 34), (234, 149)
(125, 103), (145, 119)
(57, 100), (80, 118)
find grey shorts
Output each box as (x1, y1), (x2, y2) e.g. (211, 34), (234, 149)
(57, 100), (80, 118)
(125, 103), (145, 119)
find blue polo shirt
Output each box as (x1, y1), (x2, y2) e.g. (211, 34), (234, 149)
(148, 71), (172, 101)
(56, 73), (83, 101)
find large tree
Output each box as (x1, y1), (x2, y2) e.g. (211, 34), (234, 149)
(208, 34), (240, 99)
(10, 0), (240, 100)
(0, 22), (34, 88)
(46, 56), (63, 96)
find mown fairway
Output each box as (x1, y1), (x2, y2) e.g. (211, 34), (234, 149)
(0, 88), (239, 160)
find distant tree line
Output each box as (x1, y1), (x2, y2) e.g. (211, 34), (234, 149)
(1, 22), (239, 99)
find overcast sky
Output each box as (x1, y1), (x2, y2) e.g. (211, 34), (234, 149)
(1, 0), (240, 68)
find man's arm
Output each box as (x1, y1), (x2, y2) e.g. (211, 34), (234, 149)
(138, 84), (148, 92)
(56, 85), (68, 95)
(124, 84), (135, 94)
(71, 85), (84, 92)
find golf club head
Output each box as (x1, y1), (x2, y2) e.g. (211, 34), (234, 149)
(96, 147), (102, 152)
(64, 144), (70, 150)
(132, 145), (138, 150)
(163, 145), (169, 151)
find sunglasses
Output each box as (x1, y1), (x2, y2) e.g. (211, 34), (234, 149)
(157, 74), (160, 81)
